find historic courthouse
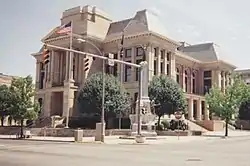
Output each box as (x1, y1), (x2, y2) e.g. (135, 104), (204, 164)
(31, 5), (236, 126)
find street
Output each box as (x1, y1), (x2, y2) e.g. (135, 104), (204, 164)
(0, 137), (250, 166)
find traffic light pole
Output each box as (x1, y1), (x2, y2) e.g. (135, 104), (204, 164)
(45, 44), (146, 139)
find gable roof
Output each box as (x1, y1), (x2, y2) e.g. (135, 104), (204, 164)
(105, 9), (173, 41)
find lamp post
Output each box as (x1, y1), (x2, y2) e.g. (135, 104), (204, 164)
(77, 38), (105, 142)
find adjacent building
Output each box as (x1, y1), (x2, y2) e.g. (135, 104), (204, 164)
(235, 69), (250, 85)
(31, 5), (236, 123)
(0, 73), (15, 86)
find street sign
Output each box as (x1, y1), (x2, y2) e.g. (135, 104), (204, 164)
(108, 53), (114, 66)
(174, 111), (182, 120)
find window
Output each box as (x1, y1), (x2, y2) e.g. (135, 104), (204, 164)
(73, 56), (76, 79)
(154, 48), (157, 57)
(167, 64), (170, 75)
(124, 61), (132, 82)
(167, 52), (171, 61)
(154, 60), (157, 75)
(136, 59), (143, 81)
(184, 70), (188, 92)
(204, 79), (212, 94)
(192, 72), (196, 93)
(204, 71), (212, 78)
(160, 62), (164, 74)
(136, 47), (144, 56)
(125, 49), (132, 58)
(160, 50), (164, 59)
(176, 68), (180, 84)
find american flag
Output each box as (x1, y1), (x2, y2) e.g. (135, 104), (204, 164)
(56, 21), (72, 34)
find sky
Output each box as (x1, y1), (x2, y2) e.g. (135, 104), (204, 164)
(0, 0), (249, 78)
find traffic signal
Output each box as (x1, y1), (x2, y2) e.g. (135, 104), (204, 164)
(42, 48), (50, 65)
(84, 56), (90, 71)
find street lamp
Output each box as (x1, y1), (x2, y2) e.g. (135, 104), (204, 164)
(77, 38), (105, 142)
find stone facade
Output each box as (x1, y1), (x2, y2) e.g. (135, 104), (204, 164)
(31, 5), (236, 124)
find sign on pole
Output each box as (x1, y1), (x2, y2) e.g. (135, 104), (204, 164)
(174, 111), (182, 120)
(108, 53), (114, 66)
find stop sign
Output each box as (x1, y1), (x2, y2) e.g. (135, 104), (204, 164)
(174, 111), (182, 120)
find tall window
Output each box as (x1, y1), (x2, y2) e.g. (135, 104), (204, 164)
(160, 50), (164, 59)
(176, 68), (180, 84)
(136, 59), (143, 81)
(73, 56), (76, 80)
(203, 70), (212, 94)
(124, 61), (132, 82)
(160, 62), (164, 74)
(154, 60), (157, 75)
(125, 48), (132, 58)
(184, 70), (188, 92)
(154, 48), (157, 57)
(136, 47), (144, 57)
(192, 72), (196, 93)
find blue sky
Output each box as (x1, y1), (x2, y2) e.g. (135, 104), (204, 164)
(0, 0), (249, 77)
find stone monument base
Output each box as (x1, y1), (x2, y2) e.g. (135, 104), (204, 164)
(129, 123), (157, 137)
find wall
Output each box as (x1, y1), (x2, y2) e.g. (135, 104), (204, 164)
(0, 127), (131, 137)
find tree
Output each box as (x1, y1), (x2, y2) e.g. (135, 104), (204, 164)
(77, 73), (130, 122)
(8, 75), (40, 138)
(205, 75), (250, 136)
(238, 100), (250, 120)
(149, 75), (187, 129)
(0, 85), (12, 126)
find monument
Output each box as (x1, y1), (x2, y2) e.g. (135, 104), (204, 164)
(129, 61), (157, 137)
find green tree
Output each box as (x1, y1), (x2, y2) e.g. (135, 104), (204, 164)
(205, 75), (250, 136)
(0, 85), (12, 126)
(149, 75), (187, 129)
(77, 73), (130, 122)
(8, 75), (40, 138)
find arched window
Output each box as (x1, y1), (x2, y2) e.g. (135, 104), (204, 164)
(184, 70), (188, 92)
(192, 72), (196, 93)
(176, 68), (180, 84)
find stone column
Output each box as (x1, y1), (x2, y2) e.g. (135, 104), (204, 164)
(50, 50), (55, 83)
(78, 53), (83, 84)
(147, 46), (154, 81)
(35, 61), (40, 82)
(131, 47), (136, 81)
(222, 71), (226, 93)
(182, 67), (186, 92)
(204, 101), (210, 120)
(156, 48), (161, 76)
(190, 73), (193, 93)
(43, 93), (52, 117)
(69, 52), (74, 83)
(170, 52), (176, 80)
(163, 50), (167, 75)
(196, 99), (202, 121)
(188, 98), (194, 120)
(65, 51), (69, 81)
(59, 52), (63, 83)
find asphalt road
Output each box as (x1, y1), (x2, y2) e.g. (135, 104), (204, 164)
(0, 137), (250, 166)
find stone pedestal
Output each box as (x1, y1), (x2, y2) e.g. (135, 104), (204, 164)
(74, 129), (83, 142)
(95, 123), (105, 141)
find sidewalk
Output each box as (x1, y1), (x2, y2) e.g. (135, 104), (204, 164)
(203, 130), (250, 138)
(1, 130), (250, 145)
(0, 135), (219, 145)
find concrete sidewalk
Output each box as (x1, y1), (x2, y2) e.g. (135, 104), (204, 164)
(0, 135), (220, 145)
(1, 130), (250, 145)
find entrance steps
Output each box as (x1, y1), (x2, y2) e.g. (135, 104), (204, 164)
(187, 120), (208, 132)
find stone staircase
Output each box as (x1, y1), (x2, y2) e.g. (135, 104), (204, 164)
(187, 120), (208, 132)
